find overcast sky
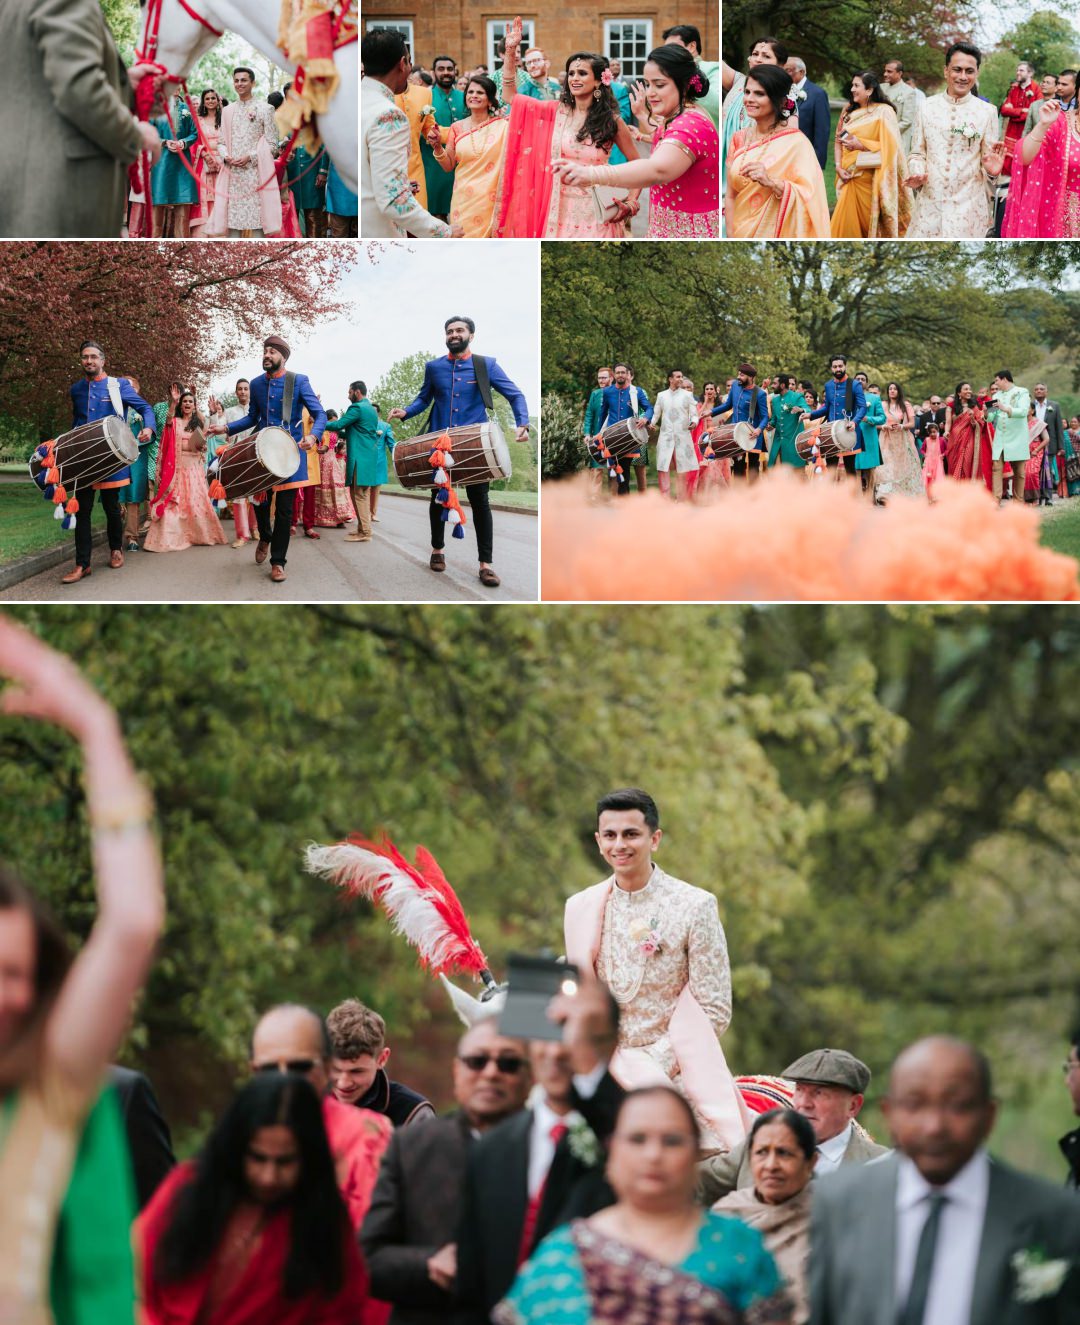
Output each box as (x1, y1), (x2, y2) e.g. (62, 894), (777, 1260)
(209, 242), (540, 414)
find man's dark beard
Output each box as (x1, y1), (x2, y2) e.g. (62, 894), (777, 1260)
(833, 369), (846, 378)
(446, 338), (468, 351)
(436, 73), (455, 86)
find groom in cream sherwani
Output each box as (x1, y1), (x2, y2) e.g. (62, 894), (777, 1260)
(563, 787), (749, 1153)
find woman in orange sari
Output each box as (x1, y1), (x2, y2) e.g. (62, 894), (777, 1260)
(830, 72), (911, 238)
(426, 75), (508, 238)
(726, 65), (830, 237)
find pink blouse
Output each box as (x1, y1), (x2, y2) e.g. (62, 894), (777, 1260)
(649, 107), (719, 238)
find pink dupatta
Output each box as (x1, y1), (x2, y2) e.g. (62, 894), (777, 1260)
(1002, 112), (1069, 237)
(492, 97), (559, 237)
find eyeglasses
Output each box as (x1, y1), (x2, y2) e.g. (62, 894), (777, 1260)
(458, 1052), (527, 1075)
(254, 1059), (317, 1075)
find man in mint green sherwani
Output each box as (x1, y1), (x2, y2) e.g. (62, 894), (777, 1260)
(335, 380), (381, 541)
(988, 369), (1031, 502)
(421, 58), (467, 220)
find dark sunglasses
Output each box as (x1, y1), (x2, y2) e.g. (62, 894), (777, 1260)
(254, 1059), (317, 1075)
(458, 1052), (527, 1075)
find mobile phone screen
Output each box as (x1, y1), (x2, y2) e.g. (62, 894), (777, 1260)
(498, 953), (579, 1042)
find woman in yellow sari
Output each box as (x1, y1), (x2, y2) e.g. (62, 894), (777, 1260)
(830, 72), (911, 237)
(425, 75), (509, 238)
(726, 65), (830, 237)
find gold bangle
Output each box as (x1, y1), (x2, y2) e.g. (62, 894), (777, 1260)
(90, 784), (155, 835)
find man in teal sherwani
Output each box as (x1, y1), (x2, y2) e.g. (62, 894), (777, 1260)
(988, 369), (1031, 503)
(335, 381), (381, 542)
(422, 57), (468, 220)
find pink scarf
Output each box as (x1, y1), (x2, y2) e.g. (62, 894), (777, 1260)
(493, 98), (558, 237)
(1002, 113), (1068, 237)
(207, 102), (284, 237)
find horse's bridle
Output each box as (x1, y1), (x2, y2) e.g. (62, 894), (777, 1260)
(136, 0), (224, 68)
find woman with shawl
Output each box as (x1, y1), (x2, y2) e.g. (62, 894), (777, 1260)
(830, 72), (911, 237)
(943, 382), (994, 490)
(493, 18), (640, 238)
(426, 75), (509, 238)
(722, 38), (787, 215)
(726, 65), (830, 238)
(1002, 95), (1080, 236)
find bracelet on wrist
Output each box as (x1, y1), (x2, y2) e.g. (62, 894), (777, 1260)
(89, 782), (155, 836)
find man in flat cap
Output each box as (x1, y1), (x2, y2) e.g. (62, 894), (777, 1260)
(710, 362), (770, 481)
(208, 335), (326, 582)
(697, 1047), (888, 1205)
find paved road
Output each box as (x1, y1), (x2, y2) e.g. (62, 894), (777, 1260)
(1, 493), (538, 603)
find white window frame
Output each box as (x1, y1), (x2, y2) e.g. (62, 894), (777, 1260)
(604, 19), (654, 78)
(486, 18), (536, 75)
(365, 18), (415, 61)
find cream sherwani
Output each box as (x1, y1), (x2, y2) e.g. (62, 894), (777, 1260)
(906, 91), (998, 237)
(652, 388), (700, 474)
(361, 78), (451, 239)
(564, 866), (749, 1151)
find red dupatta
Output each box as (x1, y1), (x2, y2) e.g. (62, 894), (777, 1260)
(150, 418), (179, 520)
(137, 1163), (368, 1325)
(493, 97), (559, 237)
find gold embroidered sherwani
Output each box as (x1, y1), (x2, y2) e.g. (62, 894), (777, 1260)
(906, 91), (997, 238)
(566, 866), (748, 1150)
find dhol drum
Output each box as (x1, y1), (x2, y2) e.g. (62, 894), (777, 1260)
(394, 419), (512, 489)
(28, 416), (137, 491)
(794, 418), (859, 461)
(216, 427), (300, 500)
(707, 421), (757, 459)
(587, 416), (650, 468)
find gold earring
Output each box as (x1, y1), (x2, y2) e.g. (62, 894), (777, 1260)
(593, 88), (601, 100)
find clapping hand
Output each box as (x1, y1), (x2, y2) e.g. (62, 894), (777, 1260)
(629, 82), (650, 126)
(208, 394), (221, 415)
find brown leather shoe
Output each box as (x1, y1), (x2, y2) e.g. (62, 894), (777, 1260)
(255, 541), (270, 564)
(270, 565), (286, 583)
(429, 551), (446, 572)
(61, 565), (91, 584)
(109, 549), (124, 569)
(478, 567), (501, 587)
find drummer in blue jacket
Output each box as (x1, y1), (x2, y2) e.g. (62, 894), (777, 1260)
(595, 363), (653, 496)
(710, 362), (770, 480)
(803, 355), (867, 479)
(388, 315), (530, 588)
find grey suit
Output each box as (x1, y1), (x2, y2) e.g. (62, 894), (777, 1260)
(808, 1153), (1080, 1325)
(697, 1124), (889, 1206)
(0, 0), (145, 237)
(1037, 400), (1066, 456)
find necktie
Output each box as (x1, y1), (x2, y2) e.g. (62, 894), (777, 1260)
(517, 1122), (571, 1265)
(898, 1192), (947, 1325)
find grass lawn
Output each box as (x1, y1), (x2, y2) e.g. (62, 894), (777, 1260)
(1, 483), (71, 566)
(1037, 499), (1080, 562)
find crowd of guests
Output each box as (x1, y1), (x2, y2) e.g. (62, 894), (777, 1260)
(361, 18), (720, 239)
(577, 359), (1080, 507)
(1, 621), (1079, 1324)
(722, 36), (1080, 238)
(135, 65), (357, 239)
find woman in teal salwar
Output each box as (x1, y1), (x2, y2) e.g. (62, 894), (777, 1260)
(495, 1087), (792, 1325)
(856, 381), (886, 498)
(768, 375), (808, 469)
(150, 94), (199, 237)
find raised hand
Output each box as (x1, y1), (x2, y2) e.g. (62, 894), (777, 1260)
(0, 615), (113, 739)
(504, 15), (523, 54)
(1037, 98), (1063, 127)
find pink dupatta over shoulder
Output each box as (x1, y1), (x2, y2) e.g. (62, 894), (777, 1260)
(1002, 112), (1078, 237)
(207, 102), (283, 237)
(492, 97), (559, 238)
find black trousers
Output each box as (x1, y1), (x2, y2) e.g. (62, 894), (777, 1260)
(430, 483), (493, 563)
(254, 489), (296, 567)
(74, 487), (123, 568)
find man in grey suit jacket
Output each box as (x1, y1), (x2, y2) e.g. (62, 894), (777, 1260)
(809, 1036), (1080, 1325)
(697, 1047), (888, 1204)
(1033, 383), (1066, 471)
(0, 0), (162, 237)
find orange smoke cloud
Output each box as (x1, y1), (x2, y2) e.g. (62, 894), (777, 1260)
(541, 472), (1080, 601)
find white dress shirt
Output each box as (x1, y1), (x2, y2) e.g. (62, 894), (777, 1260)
(527, 1091), (582, 1199)
(894, 1149), (990, 1325)
(1035, 399), (1048, 423)
(815, 1120), (853, 1175)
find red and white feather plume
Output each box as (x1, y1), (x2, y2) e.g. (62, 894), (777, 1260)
(304, 834), (496, 988)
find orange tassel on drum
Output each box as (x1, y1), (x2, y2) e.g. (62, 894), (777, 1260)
(52, 485), (67, 504)
(46, 467), (60, 484)
(208, 478), (227, 501)
(64, 497), (79, 515)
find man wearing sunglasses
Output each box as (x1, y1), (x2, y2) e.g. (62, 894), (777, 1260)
(361, 1018), (531, 1325)
(250, 1004), (392, 1228)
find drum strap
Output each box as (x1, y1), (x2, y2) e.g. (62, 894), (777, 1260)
(281, 371), (297, 430)
(745, 385), (760, 425)
(473, 355), (495, 415)
(106, 377), (125, 418)
(844, 378), (854, 417)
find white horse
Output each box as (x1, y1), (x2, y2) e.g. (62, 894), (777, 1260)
(138, 0), (357, 192)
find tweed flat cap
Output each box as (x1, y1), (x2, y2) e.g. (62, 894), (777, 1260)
(782, 1048), (871, 1093)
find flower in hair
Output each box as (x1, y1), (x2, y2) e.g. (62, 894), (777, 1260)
(784, 96), (796, 111)
(601, 69), (613, 86)
(688, 72), (704, 94)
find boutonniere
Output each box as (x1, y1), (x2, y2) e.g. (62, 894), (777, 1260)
(795, 87), (807, 103)
(1012, 1248), (1071, 1303)
(567, 1119), (602, 1167)
(628, 916), (663, 955)
(951, 120), (979, 141)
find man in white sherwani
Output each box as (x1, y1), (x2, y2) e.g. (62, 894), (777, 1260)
(564, 788), (750, 1154)
(651, 369), (700, 501)
(905, 42), (1006, 238)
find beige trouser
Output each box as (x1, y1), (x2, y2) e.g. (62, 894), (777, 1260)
(992, 457), (1025, 501)
(351, 485), (374, 537)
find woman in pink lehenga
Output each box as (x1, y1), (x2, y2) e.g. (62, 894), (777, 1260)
(493, 18), (642, 238)
(314, 413), (356, 528)
(144, 386), (228, 553)
(1002, 96), (1080, 237)
(690, 380), (720, 499)
(190, 90), (223, 233)
(552, 44), (719, 238)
